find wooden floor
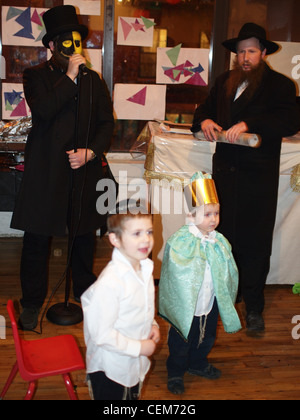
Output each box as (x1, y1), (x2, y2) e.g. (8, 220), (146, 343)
(1, 236), (300, 400)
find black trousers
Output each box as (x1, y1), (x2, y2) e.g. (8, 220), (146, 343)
(234, 252), (270, 314)
(20, 231), (97, 308)
(89, 371), (140, 400)
(167, 299), (219, 378)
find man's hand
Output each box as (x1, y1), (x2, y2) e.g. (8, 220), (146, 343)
(66, 148), (94, 169)
(201, 119), (222, 142)
(226, 121), (248, 143)
(66, 54), (87, 81)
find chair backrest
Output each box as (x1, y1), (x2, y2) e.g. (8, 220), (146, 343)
(6, 300), (27, 375)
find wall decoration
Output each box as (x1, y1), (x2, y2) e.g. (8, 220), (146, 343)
(156, 45), (209, 86)
(1, 6), (47, 47)
(2, 83), (30, 120)
(113, 84), (166, 120)
(117, 16), (156, 47)
(63, 0), (101, 16)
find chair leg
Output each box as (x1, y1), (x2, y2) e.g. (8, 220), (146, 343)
(0, 362), (18, 399)
(24, 381), (36, 400)
(63, 373), (78, 400)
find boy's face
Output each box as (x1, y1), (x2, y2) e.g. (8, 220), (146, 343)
(191, 203), (220, 236)
(109, 216), (154, 271)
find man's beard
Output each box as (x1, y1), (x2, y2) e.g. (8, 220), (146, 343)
(226, 57), (266, 100)
(51, 48), (69, 73)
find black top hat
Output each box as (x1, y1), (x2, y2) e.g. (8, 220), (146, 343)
(42, 5), (88, 48)
(222, 22), (279, 55)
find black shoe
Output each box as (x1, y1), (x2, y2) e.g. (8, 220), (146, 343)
(246, 311), (265, 332)
(188, 364), (221, 380)
(19, 307), (40, 330)
(167, 377), (185, 395)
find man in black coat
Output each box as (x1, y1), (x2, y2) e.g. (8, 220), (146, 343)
(10, 6), (115, 329)
(192, 23), (300, 333)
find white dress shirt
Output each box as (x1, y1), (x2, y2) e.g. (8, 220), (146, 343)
(188, 224), (216, 316)
(81, 247), (156, 387)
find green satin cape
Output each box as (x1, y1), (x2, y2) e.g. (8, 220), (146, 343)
(158, 225), (241, 340)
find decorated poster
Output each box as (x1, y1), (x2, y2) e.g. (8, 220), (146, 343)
(113, 84), (166, 121)
(1, 6), (47, 47)
(2, 83), (31, 120)
(117, 17), (156, 47)
(156, 45), (209, 86)
(63, 0), (101, 16)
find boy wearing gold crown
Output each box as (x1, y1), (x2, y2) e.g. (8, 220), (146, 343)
(159, 172), (241, 395)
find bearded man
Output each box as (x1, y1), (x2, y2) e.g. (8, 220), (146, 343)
(192, 23), (300, 333)
(11, 5), (114, 330)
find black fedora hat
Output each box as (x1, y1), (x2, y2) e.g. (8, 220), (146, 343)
(42, 5), (88, 48)
(222, 22), (279, 55)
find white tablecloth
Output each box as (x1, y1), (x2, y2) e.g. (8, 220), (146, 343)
(145, 122), (300, 284)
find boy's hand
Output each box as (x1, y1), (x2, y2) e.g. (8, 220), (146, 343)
(149, 325), (160, 344)
(140, 325), (160, 356)
(140, 339), (156, 357)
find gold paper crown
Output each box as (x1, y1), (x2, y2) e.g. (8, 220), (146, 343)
(184, 177), (219, 212)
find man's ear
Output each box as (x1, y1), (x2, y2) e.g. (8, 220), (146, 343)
(108, 232), (121, 248)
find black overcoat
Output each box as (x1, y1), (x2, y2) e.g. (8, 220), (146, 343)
(193, 63), (300, 256)
(11, 59), (114, 236)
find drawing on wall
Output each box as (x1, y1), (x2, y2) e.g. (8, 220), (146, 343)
(113, 84), (166, 120)
(117, 16), (156, 47)
(156, 44), (209, 86)
(1, 6), (47, 47)
(2, 83), (31, 120)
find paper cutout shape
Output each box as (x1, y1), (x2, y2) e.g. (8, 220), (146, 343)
(2, 83), (31, 120)
(117, 16), (155, 47)
(157, 46), (209, 86)
(120, 17), (133, 41)
(166, 44), (182, 66)
(127, 86), (147, 106)
(114, 84), (166, 121)
(141, 16), (156, 30)
(2, 6), (47, 46)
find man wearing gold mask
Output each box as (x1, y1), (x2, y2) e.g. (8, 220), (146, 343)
(11, 6), (114, 330)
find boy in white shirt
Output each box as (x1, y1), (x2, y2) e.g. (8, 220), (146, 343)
(81, 200), (160, 400)
(159, 172), (241, 395)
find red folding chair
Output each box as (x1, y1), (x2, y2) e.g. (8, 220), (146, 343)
(0, 300), (85, 400)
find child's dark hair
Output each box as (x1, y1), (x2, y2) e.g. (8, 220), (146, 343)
(107, 199), (151, 238)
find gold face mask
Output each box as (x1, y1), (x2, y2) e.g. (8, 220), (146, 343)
(58, 31), (83, 57)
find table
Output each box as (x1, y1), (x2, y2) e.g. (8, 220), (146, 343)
(139, 121), (300, 284)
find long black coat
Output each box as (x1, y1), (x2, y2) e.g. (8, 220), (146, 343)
(11, 59), (114, 236)
(192, 63), (300, 257)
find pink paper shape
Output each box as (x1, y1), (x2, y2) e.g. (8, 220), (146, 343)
(185, 72), (207, 86)
(10, 98), (28, 117)
(120, 17), (132, 41)
(127, 86), (147, 106)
